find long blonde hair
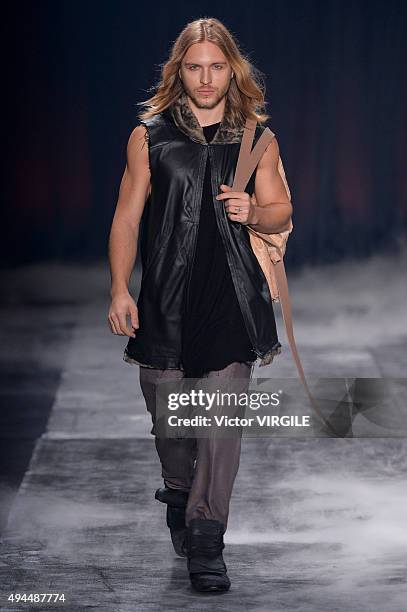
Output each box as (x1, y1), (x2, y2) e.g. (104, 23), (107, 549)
(137, 17), (270, 126)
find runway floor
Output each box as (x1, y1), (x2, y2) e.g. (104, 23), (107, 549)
(1, 251), (407, 611)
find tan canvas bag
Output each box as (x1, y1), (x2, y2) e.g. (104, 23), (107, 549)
(232, 117), (339, 437)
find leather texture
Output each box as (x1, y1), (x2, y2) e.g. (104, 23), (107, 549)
(186, 519), (227, 571)
(154, 487), (188, 557)
(124, 92), (282, 371)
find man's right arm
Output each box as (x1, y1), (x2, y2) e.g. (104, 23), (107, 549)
(108, 124), (151, 337)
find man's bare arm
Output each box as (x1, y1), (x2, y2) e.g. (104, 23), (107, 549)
(249, 137), (293, 233)
(107, 125), (150, 337)
(218, 135), (293, 232)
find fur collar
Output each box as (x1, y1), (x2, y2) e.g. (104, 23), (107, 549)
(169, 90), (245, 145)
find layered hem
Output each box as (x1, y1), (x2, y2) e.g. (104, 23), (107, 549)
(123, 344), (281, 371)
(123, 348), (184, 371)
(257, 342), (283, 367)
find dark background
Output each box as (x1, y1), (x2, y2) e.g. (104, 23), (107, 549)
(3, 0), (407, 266)
(1, 0), (407, 555)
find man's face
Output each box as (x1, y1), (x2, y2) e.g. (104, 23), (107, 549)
(179, 41), (233, 110)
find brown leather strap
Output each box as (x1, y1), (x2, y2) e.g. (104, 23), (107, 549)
(233, 118), (275, 191)
(232, 117), (339, 437)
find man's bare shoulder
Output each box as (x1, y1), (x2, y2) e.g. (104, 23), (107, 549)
(126, 124), (149, 169)
(127, 124), (149, 151)
(257, 133), (280, 171)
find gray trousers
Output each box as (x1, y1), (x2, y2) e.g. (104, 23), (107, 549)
(139, 361), (253, 529)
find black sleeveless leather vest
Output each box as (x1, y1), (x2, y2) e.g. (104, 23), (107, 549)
(124, 92), (282, 370)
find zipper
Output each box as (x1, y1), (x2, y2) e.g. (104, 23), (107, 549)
(208, 144), (263, 360)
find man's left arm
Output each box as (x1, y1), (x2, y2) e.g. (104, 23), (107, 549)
(216, 136), (293, 232)
(248, 136), (293, 233)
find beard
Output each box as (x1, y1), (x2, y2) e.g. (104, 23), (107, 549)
(183, 83), (229, 110)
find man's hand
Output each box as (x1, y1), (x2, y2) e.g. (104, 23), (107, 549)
(215, 138), (293, 233)
(108, 292), (139, 338)
(215, 184), (258, 225)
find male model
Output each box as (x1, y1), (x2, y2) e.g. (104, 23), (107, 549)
(108, 17), (292, 593)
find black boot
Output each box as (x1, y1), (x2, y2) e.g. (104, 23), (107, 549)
(155, 487), (189, 557)
(186, 518), (231, 592)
